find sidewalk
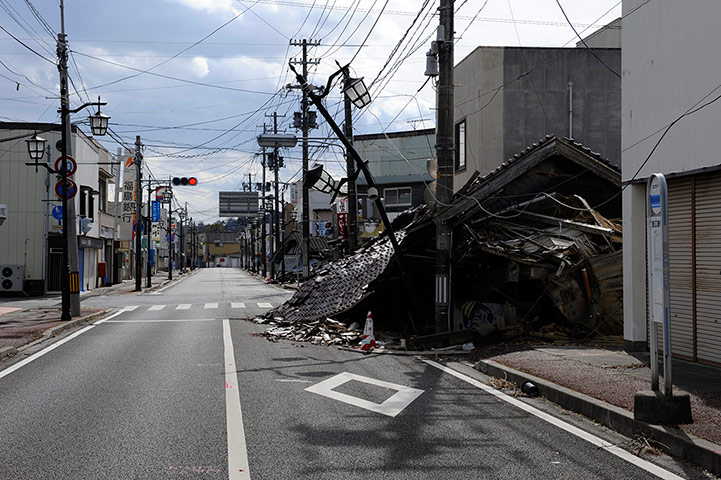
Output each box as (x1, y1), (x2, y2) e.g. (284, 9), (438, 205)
(0, 271), (186, 360)
(471, 341), (721, 476)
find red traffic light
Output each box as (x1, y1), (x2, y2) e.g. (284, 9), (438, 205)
(172, 176), (198, 186)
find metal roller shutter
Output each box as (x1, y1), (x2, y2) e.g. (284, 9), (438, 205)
(694, 172), (721, 366)
(667, 177), (695, 359)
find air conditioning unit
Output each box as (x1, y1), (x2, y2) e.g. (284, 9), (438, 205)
(1, 265), (24, 292)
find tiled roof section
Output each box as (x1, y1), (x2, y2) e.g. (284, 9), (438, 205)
(268, 231), (407, 324)
(458, 135), (620, 196)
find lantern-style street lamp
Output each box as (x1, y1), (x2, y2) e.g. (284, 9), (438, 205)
(89, 98), (110, 136)
(25, 133), (47, 162)
(342, 75), (371, 109)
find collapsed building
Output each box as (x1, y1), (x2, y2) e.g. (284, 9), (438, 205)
(264, 136), (622, 345)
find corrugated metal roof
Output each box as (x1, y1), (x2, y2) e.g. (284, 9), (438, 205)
(267, 231), (406, 324)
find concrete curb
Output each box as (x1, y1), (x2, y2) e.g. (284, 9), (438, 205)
(0, 346), (18, 361)
(475, 359), (721, 476)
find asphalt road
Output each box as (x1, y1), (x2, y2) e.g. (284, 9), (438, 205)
(0, 269), (704, 479)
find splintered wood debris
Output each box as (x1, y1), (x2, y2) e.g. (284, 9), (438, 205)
(253, 316), (362, 346)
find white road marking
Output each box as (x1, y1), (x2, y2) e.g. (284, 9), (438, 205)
(305, 372), (424, 417)
(205, 303), (219, 309)
(257, 302), (272, 308)
(177, 304), (192, 310)
(0, 310), (125, 380)
(148, 305), (165, 311)
(122, 306), (138, 311)
(150, 284), (172, 295)
(423, 360), (685, 480)
(276, 379), (313, 383)
(231, 303), (246, 309)
(223, 319), (251, 480)
(103, 318), (216, 323)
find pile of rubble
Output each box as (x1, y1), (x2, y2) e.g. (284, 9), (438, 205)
(254, 316), (363, 346)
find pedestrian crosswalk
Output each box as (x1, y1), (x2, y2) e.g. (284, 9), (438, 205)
(120, 302), (276, 312)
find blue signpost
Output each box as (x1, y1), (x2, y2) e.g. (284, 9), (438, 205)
(152, 201), (160, 222)
(52, 205), (63, 221)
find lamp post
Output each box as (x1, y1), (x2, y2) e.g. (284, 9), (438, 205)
(257, 133), (297, 279)
(288, 62), (404, 265)
(25, 97), (109, 322)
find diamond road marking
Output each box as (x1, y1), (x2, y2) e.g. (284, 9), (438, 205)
(257, 302), (273, 308)
(305, 372), (424, 417)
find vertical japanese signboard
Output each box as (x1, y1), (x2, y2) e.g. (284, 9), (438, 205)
(647, 173), (672, 394)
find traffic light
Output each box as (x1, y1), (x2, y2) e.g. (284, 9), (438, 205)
(172, 177), (198, 186)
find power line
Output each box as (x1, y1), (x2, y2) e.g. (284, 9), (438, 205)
(0, 23), (55, 63)
(555, 0), (621, 78)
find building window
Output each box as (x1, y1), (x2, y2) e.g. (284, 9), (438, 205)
(98, 179), (107, 213)
(383, 187), (412, 207)
(88, 193), (95, 220)
(455, 119), (466, 171)
(79, 188), (87, 217)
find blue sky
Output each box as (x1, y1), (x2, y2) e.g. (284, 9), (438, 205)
(1, 0), (622, 223)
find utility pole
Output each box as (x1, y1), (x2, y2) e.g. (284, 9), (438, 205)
(134, 135), (143, 292)
(343, 82), (359, 251)
(290, 39), (320, 279)
(57, 3), (81, 318)
(265, 112), (286, 280)
(168, 200), (173, 281)
(183, 202), (188, 273)
(434, 0), (454, 332)
(261, 147), (267, 279)
(146, 182), (152, 288)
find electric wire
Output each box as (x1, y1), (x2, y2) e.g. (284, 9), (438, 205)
(555, 0), (621, 78)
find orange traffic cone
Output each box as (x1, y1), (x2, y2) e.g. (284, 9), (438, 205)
(359, 311), (376, 352)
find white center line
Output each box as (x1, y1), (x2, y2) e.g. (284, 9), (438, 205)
(149, 305), (165, 311)
(205, 303), (219, 309)
(257, 303), (272, 308)
(423, 360), (684, 480)
(177, 304), (192, 310)
(231, 303), (246, 309)
(223, 319), (251, 480)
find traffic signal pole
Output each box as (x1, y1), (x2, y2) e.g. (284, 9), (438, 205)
(134, 135), (143, 292)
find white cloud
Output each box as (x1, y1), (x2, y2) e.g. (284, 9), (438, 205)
(168, 0), (238, 14)
(191, 57), (210, 78)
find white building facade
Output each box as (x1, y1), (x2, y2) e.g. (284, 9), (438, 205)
(622, 1), (721, 365)
(0, 123), (115, 295)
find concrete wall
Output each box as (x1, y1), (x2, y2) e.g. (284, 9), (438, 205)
(453, 46), (621, 192)
(621, 1), (721, 350)
(622, 1), (721, 181)
(354, 129), (435, 180)
(502, 47), (621, 166)
(576, 17), (621, 49)
(453, 47), (505, 191)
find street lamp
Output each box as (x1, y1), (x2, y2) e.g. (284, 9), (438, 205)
(304, 164), (343, 201)
(342, 76), (371, 109)
(25, 133), (47, 162)
(89, 98), (110, 136)
(22, 99), (109, 323)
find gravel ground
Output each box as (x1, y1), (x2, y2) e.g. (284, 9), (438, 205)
(486, 348), (721, 446)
